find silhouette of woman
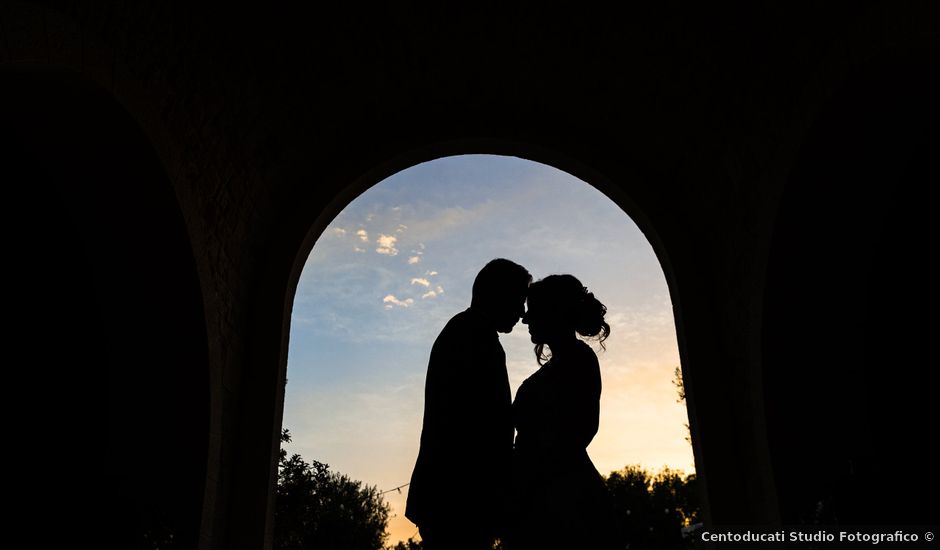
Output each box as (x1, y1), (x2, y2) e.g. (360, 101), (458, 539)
(507, 274), (618, 549)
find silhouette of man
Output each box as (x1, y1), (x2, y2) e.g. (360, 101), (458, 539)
(406, 258), (531, 549)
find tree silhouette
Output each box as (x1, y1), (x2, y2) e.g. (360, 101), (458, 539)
(388, 538), (423, 550)
(673, 366), (691, 444)
(386, 535), (506, 549)
(275, 429), (390, 550)
(606, 465), (700, 550)
(607, 465), (653, 548)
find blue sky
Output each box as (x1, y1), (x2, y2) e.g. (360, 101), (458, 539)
(284, 154), (692, 543)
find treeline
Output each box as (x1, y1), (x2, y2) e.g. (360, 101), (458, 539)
(275, 431), (700, 550)
(275, 430), (390, 550)
(604, 465), (700, 550)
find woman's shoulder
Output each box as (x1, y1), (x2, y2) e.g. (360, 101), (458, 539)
(523, 362), (551, 383)
(572, 340), (600, 364)
(515, 365), (550, 402)
(568, 341), (601, 387)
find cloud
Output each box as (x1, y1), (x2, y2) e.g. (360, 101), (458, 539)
(354, 246), (366, 253)
(422, 285), (445, 299)
(426, 271), (438, 276)
(396, 224), (408, 233)
(376, 234), (399, 256)
(411, 278), (430, 287)
(407, 244), (425, 265)
(383, 295), (414, 308)
(356, 229), (369, 242)
(331, 228), (346, 236)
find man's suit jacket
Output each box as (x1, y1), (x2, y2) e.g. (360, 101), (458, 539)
(406, 307), (514, 533)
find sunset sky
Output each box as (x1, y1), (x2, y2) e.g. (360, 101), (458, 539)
(283, 154), (693, 544)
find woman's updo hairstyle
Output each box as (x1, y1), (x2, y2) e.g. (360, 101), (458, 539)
(528, 274), (610, 364)
(574, 289), (610, 342)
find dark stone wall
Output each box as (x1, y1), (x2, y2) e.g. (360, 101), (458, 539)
(2, 2), (936, 548)
(2, 65), (210, 547)
(763, 50), (939, 525)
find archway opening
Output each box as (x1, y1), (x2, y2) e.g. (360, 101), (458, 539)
(282, 154), (695, 545)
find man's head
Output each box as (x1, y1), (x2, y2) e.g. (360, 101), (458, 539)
(471, 258), (532, 333)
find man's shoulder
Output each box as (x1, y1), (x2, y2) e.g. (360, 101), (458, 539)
(439, 308), (483, 335)
(433, 308), (496, 350)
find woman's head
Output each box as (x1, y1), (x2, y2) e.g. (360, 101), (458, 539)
(523, 274), (610, 364)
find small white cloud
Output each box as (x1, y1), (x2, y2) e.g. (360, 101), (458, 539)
(383, 294), (414, 308)
(396, 224), (408, 233)
(423, 285), (445, 299)
(331, 228), (346, 236)
(356, 229), (369, 242)
(408, 256), (421, 265)
(411, 278), (430, 287)
(427, 271), (438, 276)
(353, 246), (365, 253)
(376, 234), (399, 256)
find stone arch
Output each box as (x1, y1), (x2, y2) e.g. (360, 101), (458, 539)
(2, 65), (211, 547)
(4, 2), (935, 548)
